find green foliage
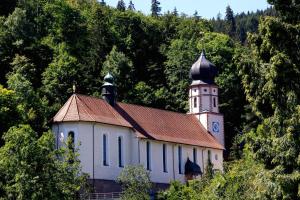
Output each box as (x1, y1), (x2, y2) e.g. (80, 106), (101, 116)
(128, 1), (135, 11)
(117, 165), (151, 200)
(117, 0), (126, 11)
(0, 85), (20, 140)
(159, 180), (199, 200)
(151, 0), (161, 17)
(0, 124), (89, 199)
(267, 0), (300, 24)
(101, 46), (134, 101)
(225, 6), (236, 38)
(236, 1), (300, 198)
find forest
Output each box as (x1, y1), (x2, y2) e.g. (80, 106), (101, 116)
(0, 0), (299, 199)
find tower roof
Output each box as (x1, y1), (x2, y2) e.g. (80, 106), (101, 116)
(190, 50), (217, 84)
(103, 72), (114, 85)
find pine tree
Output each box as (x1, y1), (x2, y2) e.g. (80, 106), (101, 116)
(128, 0), (135, 10)
(100, 0), (106, 6)
(151, 0), (161, 17)
(116, 0), (126, 11)
(225, 5), (236, 38)
(193, 10), (200, 20)
(172, 7), (178, 16)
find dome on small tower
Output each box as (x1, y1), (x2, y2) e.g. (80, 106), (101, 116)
(104, 72), (114, 84)
(101, 72), (116, 106)
(190, 50), (217, 84)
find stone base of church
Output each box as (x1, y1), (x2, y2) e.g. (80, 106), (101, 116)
(88, 179), (170, 193)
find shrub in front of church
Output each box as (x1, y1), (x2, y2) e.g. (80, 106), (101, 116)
(117, 165), (152, 200)
(0, 124), (89, 199)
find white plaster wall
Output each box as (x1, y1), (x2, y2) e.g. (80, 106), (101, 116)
(202, 148), (223, 172)
(53, 122), (137, 180)
(138, 139), (223, 183)
(201, 96), (210, 112)
(199, 113), (208, 129)
(207, 114), (225, 147)
(52, 122), (224, 184)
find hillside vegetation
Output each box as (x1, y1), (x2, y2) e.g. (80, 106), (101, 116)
(0, 0), (299, 199)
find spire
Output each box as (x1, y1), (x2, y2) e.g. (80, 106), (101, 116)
(189, 50), (218, 84)
(101, 72), (116, 106)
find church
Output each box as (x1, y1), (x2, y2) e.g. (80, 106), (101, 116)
(51, 51), (225, 192)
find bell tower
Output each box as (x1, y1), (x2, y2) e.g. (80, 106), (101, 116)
(188, 50), (224, 147)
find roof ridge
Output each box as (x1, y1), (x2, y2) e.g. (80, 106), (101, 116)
(117, 102), (189, 116)
(74, 95), (80, 121)
(62, 94), (76, 121)
(75, 94), (96, 122)
(75, 93), (189, 116)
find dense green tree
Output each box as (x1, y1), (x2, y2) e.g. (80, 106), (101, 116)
(237, 16), (300, 198)
(117, 165), (151, 200)
(172, 7), (178, 17)
(128, 1), (135, 11)
(101, 46), (134, 101)
(267, 0), (300, 24)
(0, 0), (17, 16)
(42, 43), (82, 113)
(0, 124), (89, 199)
(225, 5), (236, 38)
(0, 86), (20, 143)
(100, 0), (106, 6)
(116, 0), (126, 11)
(7, 55), (48, 133)
(151, 0), (161, 17)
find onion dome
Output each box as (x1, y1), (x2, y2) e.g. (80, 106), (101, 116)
(104, 72), (114, 84)
(190, 50), (217, 84)
(102, 72), (116, 106)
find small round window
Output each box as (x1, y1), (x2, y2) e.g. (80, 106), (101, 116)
(204, 89), (207, 92)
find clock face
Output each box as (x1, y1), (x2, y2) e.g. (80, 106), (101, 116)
(212, 122), (220, 133)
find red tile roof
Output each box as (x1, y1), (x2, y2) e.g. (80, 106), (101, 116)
(53, 94), (223, 149)
(53, 94), (132, 128)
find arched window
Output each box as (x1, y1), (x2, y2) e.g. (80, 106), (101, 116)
(178, 146), (182, 174)
(103, 134), (108, 166)
(118, 136), (124, 167)
(163, 144), (167, 172)
(193, 148), (197, 163)
(208, 150), (211, 162)
(68, 131), (75, 152)
(193, 97), (197, 108)
(213, 97), (216, 107)
(146, 141), (151, 170)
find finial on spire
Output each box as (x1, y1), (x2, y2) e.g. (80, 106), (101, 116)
(72, 83), (76, 93)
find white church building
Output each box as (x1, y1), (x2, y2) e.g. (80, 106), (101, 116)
(51, 51), (225, 192)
